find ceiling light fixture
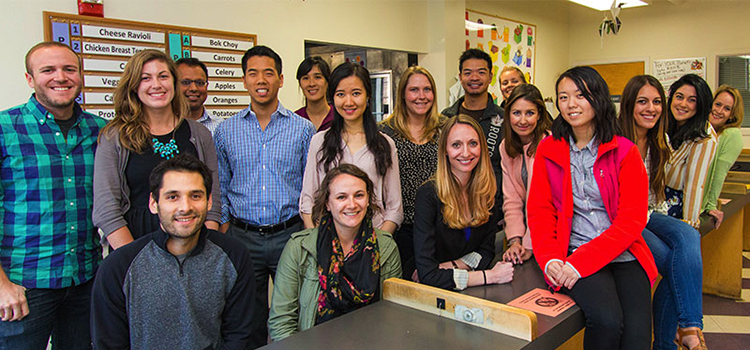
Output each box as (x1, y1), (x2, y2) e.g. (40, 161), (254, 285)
(569, 0), (649, 11)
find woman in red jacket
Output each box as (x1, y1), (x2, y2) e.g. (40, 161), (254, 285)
(527, 66), (657, 350)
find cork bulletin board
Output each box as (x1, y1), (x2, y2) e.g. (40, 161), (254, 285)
(43, 11), (256, 120)
(589, 61), (645, 96)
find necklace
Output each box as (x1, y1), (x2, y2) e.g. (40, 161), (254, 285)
(152, 120), (179, 159)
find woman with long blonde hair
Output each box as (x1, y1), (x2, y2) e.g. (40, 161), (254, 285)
(93, 49), (221, 249)
(702, 85), (744, 228)
(380, 66), (444, 277)
(413, 115), (513, 290)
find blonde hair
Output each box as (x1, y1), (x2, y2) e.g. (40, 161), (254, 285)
(380, 66), (443, 143)
(499, 66), (526, 84)
(713, 85), (745, 133)
(101, 49), (188, 153)
(435, 115), (496, 229)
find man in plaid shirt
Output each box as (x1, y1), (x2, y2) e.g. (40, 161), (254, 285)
(0, 42), (106, 349)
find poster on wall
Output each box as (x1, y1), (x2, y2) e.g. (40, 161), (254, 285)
(465, 9), (536, 105)
(653, 57), (706, 93)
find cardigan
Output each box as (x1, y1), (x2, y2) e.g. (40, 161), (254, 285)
(299, 130), (403, 228)
(527, 135), (657, 286)
(702, 127), (743, 212)
(268, 227), (401, 341)
(499, 134), (550, 250)
(93, 119), (221, 237)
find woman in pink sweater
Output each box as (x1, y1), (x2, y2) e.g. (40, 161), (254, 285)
(499, 84), (552, 264)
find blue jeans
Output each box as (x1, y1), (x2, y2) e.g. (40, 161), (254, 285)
(642, 212), (703, 350)
(0, 278), (94, 350)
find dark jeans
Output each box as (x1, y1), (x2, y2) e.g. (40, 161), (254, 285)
(565, 260), (651, 350)
(0, 278), (94, 350)
(227, 221), (302, 349)
(395, 223), (415, 279)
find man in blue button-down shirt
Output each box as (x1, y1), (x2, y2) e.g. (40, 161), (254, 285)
(0, 42), (106, 349)
(214, 45), (315, 349)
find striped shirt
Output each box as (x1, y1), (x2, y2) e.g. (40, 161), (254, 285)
(664, 123), (718, 228)
(214, 102), (315, 225)
(0, 95), (106, 289)
(197, 108), (223, 136)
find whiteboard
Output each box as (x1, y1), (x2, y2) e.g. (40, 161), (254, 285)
(652, 57), (706, 93)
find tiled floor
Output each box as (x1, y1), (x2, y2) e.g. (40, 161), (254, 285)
(702, 252), (750, 349)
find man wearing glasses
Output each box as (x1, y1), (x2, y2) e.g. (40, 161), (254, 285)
(176, 57), (223, 135)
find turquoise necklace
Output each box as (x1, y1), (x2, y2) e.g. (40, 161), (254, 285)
(152, 122), (179, 159)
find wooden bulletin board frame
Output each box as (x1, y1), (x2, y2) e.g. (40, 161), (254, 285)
(43, 11), (256, 119)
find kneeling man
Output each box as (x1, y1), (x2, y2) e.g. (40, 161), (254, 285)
(92, 154), (255, 350)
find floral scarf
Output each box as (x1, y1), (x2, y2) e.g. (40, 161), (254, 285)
(315, 214), (381, 325)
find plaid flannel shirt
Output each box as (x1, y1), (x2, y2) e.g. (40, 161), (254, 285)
(0, 95), (106, 289)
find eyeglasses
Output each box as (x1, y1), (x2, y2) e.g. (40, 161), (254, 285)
(179, 79), (208, 87)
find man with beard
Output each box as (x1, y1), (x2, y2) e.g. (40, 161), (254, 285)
(441, 48), (505, 222)
(91, 155), (256, 349)
(0, 42), (106, 349)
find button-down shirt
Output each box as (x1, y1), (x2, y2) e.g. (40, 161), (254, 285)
(0, 95), (107, 289)
(215, 102), (315, 225)
(197, 108), (223, 136)
(568, 136), (634, 263)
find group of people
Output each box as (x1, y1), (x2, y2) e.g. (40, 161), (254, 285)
(0, 40), (743, 350)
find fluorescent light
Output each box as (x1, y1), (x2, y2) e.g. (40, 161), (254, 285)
(465, 20), (495, 32)
(569, 0), (649, 11)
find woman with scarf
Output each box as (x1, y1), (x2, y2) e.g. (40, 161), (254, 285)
(269, 164), (401, 340)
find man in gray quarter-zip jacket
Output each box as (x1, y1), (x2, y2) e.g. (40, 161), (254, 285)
(91, 155), (256, 350)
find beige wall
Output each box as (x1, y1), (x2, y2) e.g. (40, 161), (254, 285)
(0, 0), (435, 111)
(566, 0), (750, 146)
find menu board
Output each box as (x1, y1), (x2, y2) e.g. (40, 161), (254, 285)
(44, 11), (256, 120)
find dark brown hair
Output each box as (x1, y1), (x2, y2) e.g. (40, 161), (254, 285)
(311, 164), (381, 226)
(502, 84), (552, 158)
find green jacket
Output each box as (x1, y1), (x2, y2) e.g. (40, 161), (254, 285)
(268, 227), (402, 341)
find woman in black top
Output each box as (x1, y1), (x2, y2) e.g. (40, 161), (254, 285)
(413, 115), (513, 290)
(93, 49), (220, 249)
(380, 66), (444, 277)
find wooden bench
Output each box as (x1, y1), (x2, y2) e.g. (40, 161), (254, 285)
(700, 181), (750, 299)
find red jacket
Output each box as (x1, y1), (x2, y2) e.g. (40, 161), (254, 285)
(528, 135), (657, 287)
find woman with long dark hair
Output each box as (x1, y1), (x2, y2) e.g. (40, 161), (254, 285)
(619, 75), (707, 350)
(499, 84), (552, 264)
(664, 74), (717, 229)
(300, 63), (402, 233)
(528, 66), (656, 350)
